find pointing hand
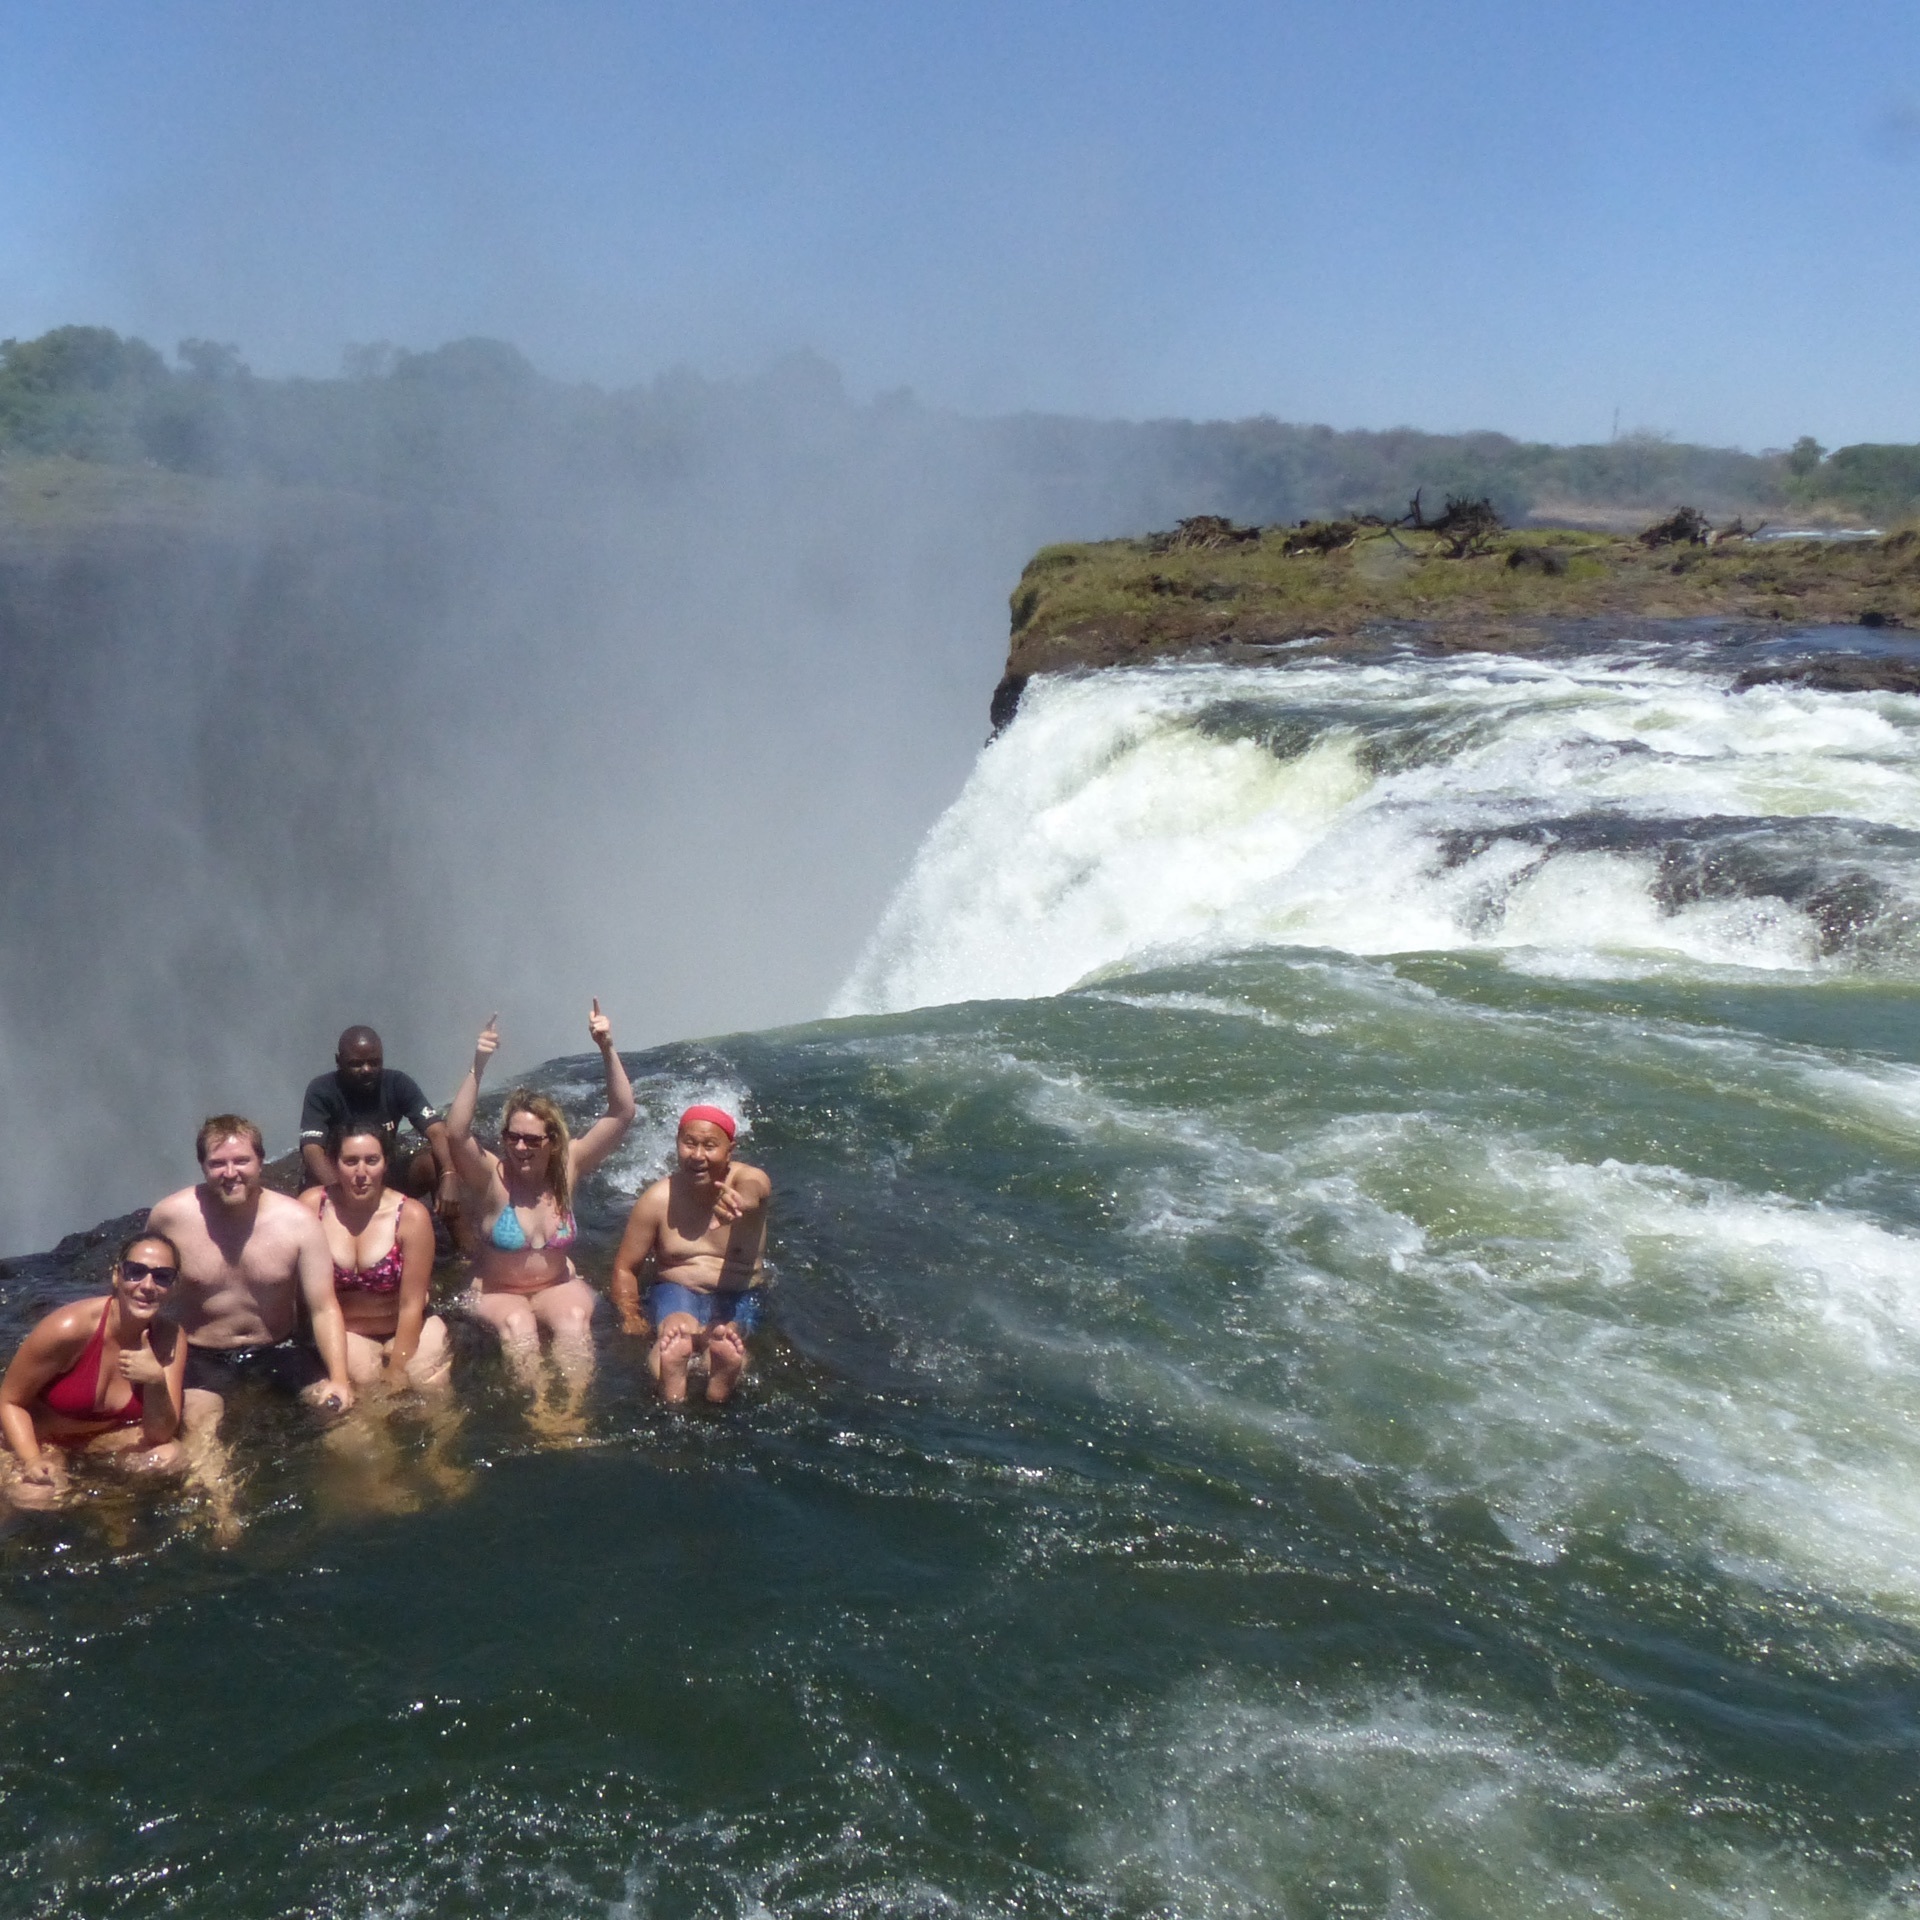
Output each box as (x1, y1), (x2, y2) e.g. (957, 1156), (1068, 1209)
(588, 998), (613, 1053)
(713, 1168), (749, 1223)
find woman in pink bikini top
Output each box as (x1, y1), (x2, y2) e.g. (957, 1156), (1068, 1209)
(300, 1121), (445, 1393)
(0, 1231), (189, 1507)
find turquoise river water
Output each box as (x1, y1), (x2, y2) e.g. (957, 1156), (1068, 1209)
(6, 633), (1920, 1915)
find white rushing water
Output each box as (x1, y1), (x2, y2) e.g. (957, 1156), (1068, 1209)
(828, 651), (1920, 1617)
(870, 988), (1920, 1617)
(1091, 1683), (1897, 1918)
(834, 654), (1920, 1012)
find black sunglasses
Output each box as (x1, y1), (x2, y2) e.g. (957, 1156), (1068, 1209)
(120, 1260), (178, 1285)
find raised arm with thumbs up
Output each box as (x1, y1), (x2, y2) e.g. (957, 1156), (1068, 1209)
(441, 1001), (637, 1416)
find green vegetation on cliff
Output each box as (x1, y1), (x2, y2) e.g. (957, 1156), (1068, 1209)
(1004, 517), (1920, 677)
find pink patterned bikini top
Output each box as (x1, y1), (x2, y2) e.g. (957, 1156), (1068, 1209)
(321, 1193), (407, 1295)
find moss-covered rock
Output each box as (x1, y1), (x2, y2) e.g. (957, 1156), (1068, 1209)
(1002, 520), (1920, 679)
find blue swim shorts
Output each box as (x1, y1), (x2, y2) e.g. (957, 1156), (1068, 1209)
(645, 1281), (766, 1335)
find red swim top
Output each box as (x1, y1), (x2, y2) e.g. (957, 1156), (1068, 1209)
(38, 1301), (144, 1428)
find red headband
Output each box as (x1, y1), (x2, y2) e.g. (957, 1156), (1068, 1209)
(679, 1104), (736, 1140)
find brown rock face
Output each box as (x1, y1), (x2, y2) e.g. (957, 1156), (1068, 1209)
(996, 524), (1920, 689)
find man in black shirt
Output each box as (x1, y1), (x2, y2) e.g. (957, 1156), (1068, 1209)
(299, 1026), (457, 1216)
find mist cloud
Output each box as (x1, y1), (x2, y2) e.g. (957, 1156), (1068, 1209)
(0, 343), (1215, 1249)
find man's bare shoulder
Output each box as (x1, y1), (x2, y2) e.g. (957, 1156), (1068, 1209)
(145, 1185), (203, 1229)
(730, 1162), (773, 1201)
(255, 1189), (326, 1236)
(628, 1175), (673, 1218)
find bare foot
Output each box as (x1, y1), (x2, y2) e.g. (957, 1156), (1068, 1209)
(527, 1405), (586, 1444)
(526, 1377), (588, 1443)
(704, 1323), (747, 1404)
(654, 1323), (697, 1405)
(208, 1495), (245, 1549)
(310, 1412), (423, 1517)
(97, 1500), (138, 1552)
(425, 1455), (477, 1498)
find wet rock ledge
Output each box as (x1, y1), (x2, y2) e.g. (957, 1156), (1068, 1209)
(992, 515), (1920, 719)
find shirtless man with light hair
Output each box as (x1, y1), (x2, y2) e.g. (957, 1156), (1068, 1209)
(146, 1115), (357, 1436)
(611, 1107), (771, 1404)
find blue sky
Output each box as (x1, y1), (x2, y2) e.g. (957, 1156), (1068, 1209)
(4, 0), (1919, 445)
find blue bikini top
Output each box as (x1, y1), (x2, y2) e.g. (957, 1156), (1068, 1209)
(488, 1200), (577, 1252)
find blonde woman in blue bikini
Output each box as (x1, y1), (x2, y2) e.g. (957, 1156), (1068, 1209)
(446, 1003), (635, 1420)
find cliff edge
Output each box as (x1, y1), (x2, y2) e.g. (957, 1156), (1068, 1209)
(998, 515), (1920, 704)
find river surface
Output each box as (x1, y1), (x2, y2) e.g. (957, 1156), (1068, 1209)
(6, 632), (1920, 1915)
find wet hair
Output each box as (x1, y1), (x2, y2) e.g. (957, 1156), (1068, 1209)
(117, 1228), (182, 1271)
(324, 1118), (389, 1164)
(500, 1090), (573, 1211)
(195, 1114), (264, 1164)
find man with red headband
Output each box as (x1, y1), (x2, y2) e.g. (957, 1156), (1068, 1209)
(610, 1105), (772, 1404)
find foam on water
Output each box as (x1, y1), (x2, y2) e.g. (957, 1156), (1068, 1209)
(1091, 1684), (1902, 1918)
(598, 1066), (758, 1196)
(841, 988), (1920, 1616)
(834, 656), (1920, 1013)
(1250, 1119), (1920, 1604)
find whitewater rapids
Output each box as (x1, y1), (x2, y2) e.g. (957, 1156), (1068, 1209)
(835, 643), (1920, 1010)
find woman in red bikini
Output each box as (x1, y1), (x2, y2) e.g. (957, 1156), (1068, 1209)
(0, 1231), (189, 1507)
(446, 1001), (634, 1415)
(299, 1121), (446, 1392)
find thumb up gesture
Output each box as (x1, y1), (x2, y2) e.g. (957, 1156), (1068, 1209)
(118, 1331), (164, 1388)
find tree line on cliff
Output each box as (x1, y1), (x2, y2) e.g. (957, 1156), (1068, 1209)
(2, 323), (1914, 527)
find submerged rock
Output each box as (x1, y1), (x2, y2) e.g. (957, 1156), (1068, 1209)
(1733, 654), (1920, 694)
